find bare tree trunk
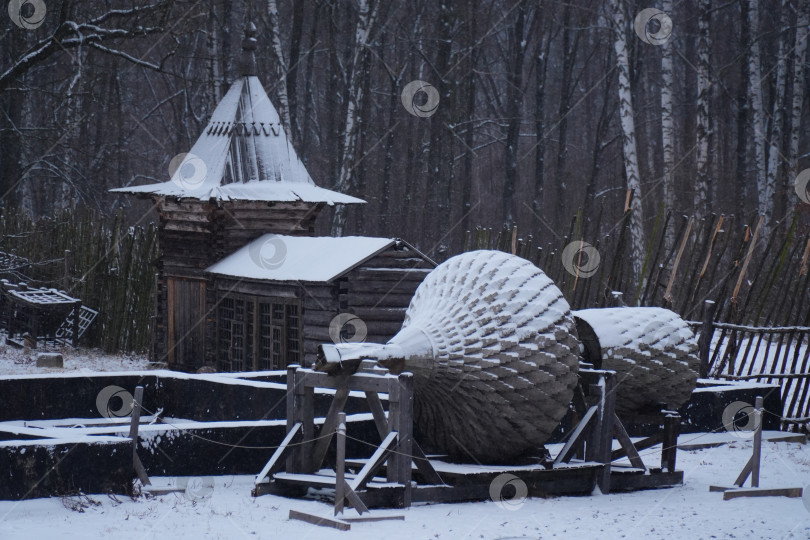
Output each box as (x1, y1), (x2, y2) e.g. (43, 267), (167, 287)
(660, 0), (676, 248)
(763, 2), (790, 234)
(460, 1), (479, 237)
(502, 3), (527, 225)
(287, 0), (305, 139)
(554, 3), (577, 228)
(609, 0), (644, 277)
(736, 0), (751, 215)
(267, 0), (292, 136)
(207, 3), (223, 102)
(695, 0), (712, 221)
(532, 33), (549, 216)
(748, 0), (767, 221)
(331, 0), (379, 236)
(786, 0), (808, 218)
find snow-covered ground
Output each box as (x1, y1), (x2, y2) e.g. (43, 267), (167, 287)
(0, 343), (148, 375)
(1, 438), (808, 539)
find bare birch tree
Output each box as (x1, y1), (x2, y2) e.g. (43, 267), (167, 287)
(786, 0), (808, 216)
(763, 2), (791, 233)
(660, 0), (676, 248)
(331, 0), (379, 236)
(695, 0), (711, 221)
(267, 0), (292, 136)
(608, 0), (644, 277)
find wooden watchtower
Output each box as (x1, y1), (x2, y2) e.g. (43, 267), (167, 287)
(111, 25), (364, 370)
(112, 25), (433, 372)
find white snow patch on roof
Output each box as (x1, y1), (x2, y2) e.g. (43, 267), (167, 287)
(206, 235), (396, 283)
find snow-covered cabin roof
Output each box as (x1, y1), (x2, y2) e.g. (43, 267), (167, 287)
(206, 235), (401, 283)
(111, 26), (363, 206)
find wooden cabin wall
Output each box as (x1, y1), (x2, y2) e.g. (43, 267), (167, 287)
(153, 197), (324, 371)
(210, 277), (339, 369)
(340, 244), (434, 344)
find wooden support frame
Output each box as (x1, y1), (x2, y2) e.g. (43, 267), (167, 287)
(710, 396), (803, 500)
(129, 385), (151, 486)
(256, 366), (437, 511)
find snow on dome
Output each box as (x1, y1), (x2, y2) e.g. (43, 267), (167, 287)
(111, 76), (364, 205)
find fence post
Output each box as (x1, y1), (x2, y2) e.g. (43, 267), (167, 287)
(698, 300), (716, 378)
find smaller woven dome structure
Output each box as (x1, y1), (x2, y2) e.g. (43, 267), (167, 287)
(573, 307), (699, 415)
(319, 250), (580, 463)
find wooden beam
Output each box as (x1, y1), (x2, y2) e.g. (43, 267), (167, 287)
(254, 422), (302, 485)
(128, 386), (151, 486)
(554, 406), (598, 466)
(722, 487), (803, 500)
(350, 431), (398, 492)
(288, 509), (350, 531)
(335, 413), (347, 516)
(751, 396), (763, 488)
(365, 391), (390, 439)
(312, 387), (350, 472)
(411, 440), (444, 485)
(611, 413), (646, 470)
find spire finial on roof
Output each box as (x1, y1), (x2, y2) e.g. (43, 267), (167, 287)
(240, 22), (258, 76)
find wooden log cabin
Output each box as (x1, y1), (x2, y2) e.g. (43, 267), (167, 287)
(111, 24), (434, 372)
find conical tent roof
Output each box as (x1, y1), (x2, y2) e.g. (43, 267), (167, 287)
(111, 69), (363, 205)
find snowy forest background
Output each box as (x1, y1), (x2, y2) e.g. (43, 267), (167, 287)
(1, 0), (810, 351)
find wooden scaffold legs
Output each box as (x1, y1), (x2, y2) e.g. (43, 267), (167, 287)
(709, 396), (803, 500)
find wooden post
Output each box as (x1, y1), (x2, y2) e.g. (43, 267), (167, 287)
(128, 385), (150, 485)
(286, 365), (298, 473)
(661, 412), (680, 473)
(397, 373), (414, 507)
(596, 372), (616, 493)
(698, 300), (716, 378)
(752, 396), (763, 488)
(386, 377), (400, 484)
(63, 250), (73, 292)
(334, 412), (347, 515)
(300, 376), (315, 473)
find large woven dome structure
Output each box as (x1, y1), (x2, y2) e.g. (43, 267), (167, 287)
(320, 250), (580, 463)
(573, 307), (699, 415)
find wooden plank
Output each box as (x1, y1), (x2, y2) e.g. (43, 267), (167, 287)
(312, 387), (350, 472)
(335, 413), (347, 515)
(397, 373), (414, 507)
(341, 514), (405, 523)
(661, 413), (680, 473)
(128, 386), (151, 486)
(350, 431), (398, 491)
(596, 373), (616, 493)
(554, 406), (597, 465)
(722, 487), (803, 500)
(285, 365), (297, 474)
(611, 433), (662, 461)
(411, 440), (444, 485)
(733, 455), (754, 487)
(610, 470), (684, 491)
(288, 509), (350, 531)
(303, 370), (394, 393)
(365, 391), (390, 439)
(612, 413), (645, 470)
(342, 480), (369, 514)
(751, 396), (763, 487)
(255, 422), (302, 484)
